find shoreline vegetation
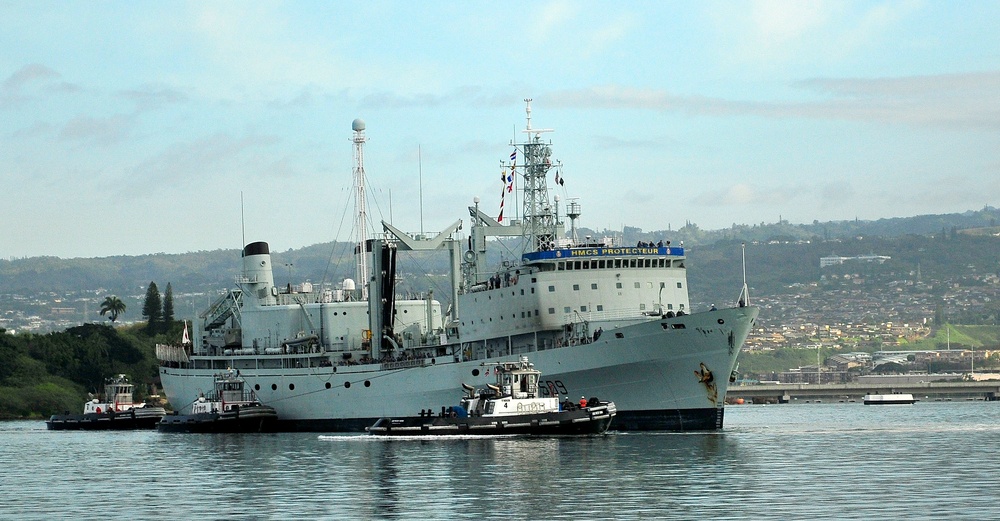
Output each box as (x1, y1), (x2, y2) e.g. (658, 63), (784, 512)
(0, 321), (182, 420)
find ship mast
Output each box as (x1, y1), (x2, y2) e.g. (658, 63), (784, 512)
(518, 98), (558, 252)
(352, 118), (369, 300)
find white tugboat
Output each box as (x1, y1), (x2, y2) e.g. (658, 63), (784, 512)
(46, 374), (166, 430)
(157, 370), (277, 433)
(157, 102), (758, 432)
(368, 356), (615, 436)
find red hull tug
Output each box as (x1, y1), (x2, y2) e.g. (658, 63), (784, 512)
(368, 356), (615, 436)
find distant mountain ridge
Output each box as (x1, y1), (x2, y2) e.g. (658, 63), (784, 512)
(2, 207), (998, 295)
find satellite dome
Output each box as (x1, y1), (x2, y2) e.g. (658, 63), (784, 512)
(352, 118), (366, 132)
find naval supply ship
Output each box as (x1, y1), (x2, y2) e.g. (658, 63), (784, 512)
(157, 101), (758, 431)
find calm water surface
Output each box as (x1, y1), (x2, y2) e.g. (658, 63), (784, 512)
(3, 402), (999, 520)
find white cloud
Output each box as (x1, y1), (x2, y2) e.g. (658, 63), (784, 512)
(545, 70), (1000, 130)
(59, 114), (135, 146)
(531, 0), (578, 46)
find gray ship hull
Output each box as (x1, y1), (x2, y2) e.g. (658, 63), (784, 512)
(159, 306), (757, 432)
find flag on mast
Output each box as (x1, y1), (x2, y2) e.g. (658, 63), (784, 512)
(498, 149), (516, 221)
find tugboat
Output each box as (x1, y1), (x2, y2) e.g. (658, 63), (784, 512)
(368, 356), (615, 436)
(46, 374), (166, 430)
(157, 370), (278, 433)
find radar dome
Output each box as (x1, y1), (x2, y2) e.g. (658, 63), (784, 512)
(352, 118), (366, 132)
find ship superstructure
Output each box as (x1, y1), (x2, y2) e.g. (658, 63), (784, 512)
(157, 102), (758, 431)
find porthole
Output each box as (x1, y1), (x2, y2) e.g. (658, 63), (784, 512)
(364, 380), (371, 387)
(325, 382), (332, 389)
(472, 369), (480, 376)
(271, 383), (277, 391)
(717, 319), (725, 325)
(254, 384), (260, 391)
(344, 381), (351, 389)
(289, 383), (295, 391)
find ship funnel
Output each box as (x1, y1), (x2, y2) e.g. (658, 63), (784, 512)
(242, 241), (277, 305)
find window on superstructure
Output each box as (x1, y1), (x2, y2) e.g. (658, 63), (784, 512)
(640, 303), (646, 310)
(548, 286), (555, 292)
(573, 284), (580, 291)
(634, 282), (640, 289)
(591, 260), (598, 269)
(548, 308), (555, 314)
(597, 305), (603, 311)
(614, 259), (622, 268)
(575, 261), (582, 270)
(591, 283), (598, 290)
(616, 282), (623, 289)
(677, 282), (683, 289)
(558, 262), (564, 270)
(566, 262), (573, 270)
(581, 306), (587, 312)
(564, 306), (571, 313)
(598, 260), (606, 269)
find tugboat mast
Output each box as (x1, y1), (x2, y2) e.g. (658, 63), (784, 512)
(352, 118), (370, 300)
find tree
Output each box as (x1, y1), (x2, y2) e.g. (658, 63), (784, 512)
(163, 282), (175, 325)
(142, 282), (162, 332)
(99, 295), (126, 323)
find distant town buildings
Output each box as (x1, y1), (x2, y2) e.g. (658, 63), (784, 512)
(820, 254), (891, 268)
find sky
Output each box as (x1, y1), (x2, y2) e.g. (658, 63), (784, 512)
(2, 1), (1000, 259)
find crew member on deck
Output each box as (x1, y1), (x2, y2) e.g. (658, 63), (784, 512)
(580, 396), (588, 408)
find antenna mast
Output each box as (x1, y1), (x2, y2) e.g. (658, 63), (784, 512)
(741, 242), (750, 306)
(518, 98), (558, 252)
(352, 118), (369, 300)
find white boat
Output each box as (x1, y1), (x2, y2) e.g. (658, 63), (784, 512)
(368, 355), (616, 436)
(157, 370), (278, 433)
(156, 102), (758, 432)
(863, 393), (917, 405)
(47, 374), (166, 430)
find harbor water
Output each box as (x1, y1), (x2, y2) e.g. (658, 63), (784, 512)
(3, 402), (999, 520)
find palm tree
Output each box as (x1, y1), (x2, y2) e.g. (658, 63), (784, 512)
(99, 295), (126, 323)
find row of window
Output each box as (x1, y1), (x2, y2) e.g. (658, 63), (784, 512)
(547, 302), (684, 315)
(549, 281), (684, 291)
(556, 258), (683, 270)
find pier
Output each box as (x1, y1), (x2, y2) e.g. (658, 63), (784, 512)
(730, 380), (1000, 404)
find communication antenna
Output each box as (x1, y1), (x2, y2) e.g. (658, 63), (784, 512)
(741, 242), (750, 306)
(240, 191), (246, 251)
(418, 145), (424, 236)
(352, 118), (369, 300)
